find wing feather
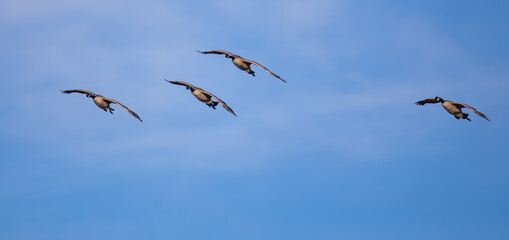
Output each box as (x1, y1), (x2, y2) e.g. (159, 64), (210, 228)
(61, 89), (98, 97)
(415, 98), (440, 106)
(103, 98), (143, 122)
(453, 102), (490, 121)
(197, 50), (237, 57)
(165, 79), (198, 89)
(243, 59), (287, 83)
(202, 89), (237, 117)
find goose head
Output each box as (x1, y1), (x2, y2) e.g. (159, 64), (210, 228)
(434, 96), (444, 102)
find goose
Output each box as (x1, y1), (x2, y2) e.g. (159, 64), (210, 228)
(61, 89), (143, 122)
(197, 50), (287, 83)
(415, 96), (490, 121)
(165, 80), (237, 116)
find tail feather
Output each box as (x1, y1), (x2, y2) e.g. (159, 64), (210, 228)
(208, 101), (218, 109)
(463, 113), (471, 121)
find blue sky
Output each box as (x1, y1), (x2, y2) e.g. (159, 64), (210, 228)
(1, 0), (508, 239)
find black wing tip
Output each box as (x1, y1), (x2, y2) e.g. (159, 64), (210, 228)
(61, 89), (71, 94)
(164, 79), (176, 84)
(196, 50), (206, 54)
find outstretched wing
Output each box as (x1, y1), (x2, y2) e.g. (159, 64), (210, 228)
(197, 50), (238, 57)
(61, 89), (98, 97)
(243, 59), (286, 83)
(165, 79), (198, 89)
(453, 102), (490, 121)
(103, 98), (143, 122)
(201, 90), (237, 117)
(415, 98), (440, 106)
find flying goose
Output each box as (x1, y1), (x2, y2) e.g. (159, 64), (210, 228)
(197, 50), (287, 83)
(165, 80), (237, 116)
(61, 89), (143, 122)
(415, 96), (490, 121)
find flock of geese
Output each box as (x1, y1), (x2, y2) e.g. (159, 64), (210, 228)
(62, 50), (491, 123)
